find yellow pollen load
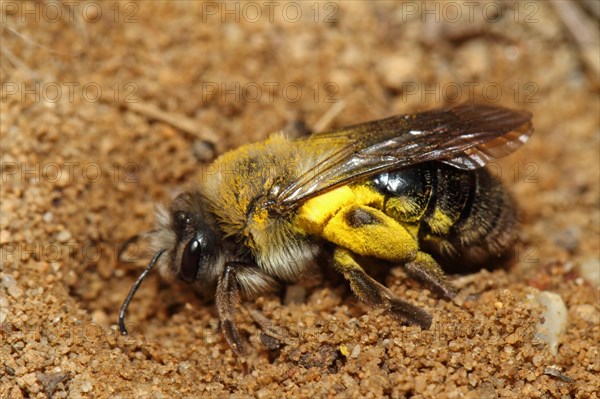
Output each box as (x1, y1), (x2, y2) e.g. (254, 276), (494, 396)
(351, 185), (385, 208)
(296, 186), (355, 235)
(296, 184), (419, 262)
(296, 185), (387, 235)
(322, 205), (417, 262)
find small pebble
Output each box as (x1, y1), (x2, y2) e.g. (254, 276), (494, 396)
(534, 291), (568, 356)
(414, 375), (427, 393)
(571, 304), (599, 325)
(178, 361), (193, 373)
(256, 388), (271, 399)
(2, 274), (17, 288)
(576, 257), (600, 288)
(21, 372), (37, 386)
(91, 310), (109, 328)
(42, 212), (54, 223)
(80, 380), (93, 393)
(351, 344), (361, 358)
(8, 285), (23, 299)
(56, 230), (72, 243)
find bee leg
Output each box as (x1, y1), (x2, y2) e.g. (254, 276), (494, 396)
(215, 263), (246, 357)
(403, 252), (457, 299)
(333, 247), (432, 329)
(321, 204), (418, 262)
(215, 262), (279, 356)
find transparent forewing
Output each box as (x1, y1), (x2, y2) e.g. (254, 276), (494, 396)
(272, 103), (533, 211)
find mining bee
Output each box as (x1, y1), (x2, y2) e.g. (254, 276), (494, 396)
(118, 103), (533, 356)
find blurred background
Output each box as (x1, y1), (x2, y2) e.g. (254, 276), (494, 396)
(1, 1), (598, 397)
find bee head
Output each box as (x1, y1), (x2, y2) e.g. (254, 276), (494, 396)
(119, 191), (223, 336)
(157, 191), (224, 287)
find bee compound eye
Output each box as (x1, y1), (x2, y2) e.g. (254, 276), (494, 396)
(180, 237), (202, 282)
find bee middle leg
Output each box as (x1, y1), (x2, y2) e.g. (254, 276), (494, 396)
(333, 247), (433, 329)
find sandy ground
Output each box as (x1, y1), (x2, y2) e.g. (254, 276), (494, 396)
(1, 1), (599, 398)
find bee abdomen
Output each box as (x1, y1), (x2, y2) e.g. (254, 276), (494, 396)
(372, 163), (435, 224)
(372, 162), (517, 265)
(444, 167), (517, 263)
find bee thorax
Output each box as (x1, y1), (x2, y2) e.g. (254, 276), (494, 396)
(253, 231), (320, 282)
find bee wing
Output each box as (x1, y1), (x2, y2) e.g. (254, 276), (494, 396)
(272, 103), (533, 210)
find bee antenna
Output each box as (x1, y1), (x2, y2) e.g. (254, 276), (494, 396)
(118, 249), (166, 335)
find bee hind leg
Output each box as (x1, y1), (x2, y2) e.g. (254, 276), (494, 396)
(333, 247), (432, 329)
(403, 252), (457, 299)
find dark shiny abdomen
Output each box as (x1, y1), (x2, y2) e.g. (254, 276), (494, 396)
(371, 162), (517, 264)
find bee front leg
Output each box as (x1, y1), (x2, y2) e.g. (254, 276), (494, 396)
(403, 252), (458, 299)
(333, 247), (433, 329)
(215, 262), (279, 357)
(215, 262), (246, 357)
